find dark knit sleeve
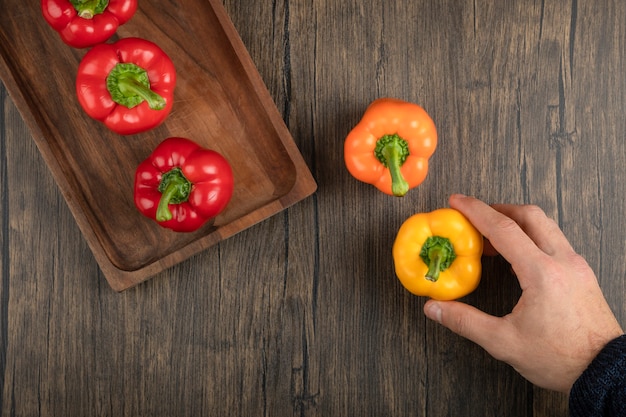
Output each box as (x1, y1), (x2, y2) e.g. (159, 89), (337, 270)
(569, 334), (626, 417)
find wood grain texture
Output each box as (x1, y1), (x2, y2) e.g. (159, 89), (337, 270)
(2, 0), (626, 416)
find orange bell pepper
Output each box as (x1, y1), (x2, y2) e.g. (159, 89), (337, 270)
(344, 98), (437, 196)
(392, 208), (483, 300)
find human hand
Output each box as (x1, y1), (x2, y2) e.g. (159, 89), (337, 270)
(423, 194), (624, 393)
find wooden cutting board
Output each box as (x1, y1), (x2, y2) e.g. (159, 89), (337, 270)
(0, 0), (317, 291)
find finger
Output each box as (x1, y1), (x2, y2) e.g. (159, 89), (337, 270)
(490, 204), (575, 257)
(449, 195), (546, 285)
(424, 300), (514, 362)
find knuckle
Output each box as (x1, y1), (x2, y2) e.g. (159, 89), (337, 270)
(522, 204), (546, 217)
(450, 312), (472, 338)
(494, 216), (520, 234)
(519, 204), (549, 224)
(518, 204), (552, 227)
(568, 253), (591, 271)
(564, 252), (595, 278)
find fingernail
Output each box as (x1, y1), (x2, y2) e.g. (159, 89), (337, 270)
(449, 194), (466, 204)
(425, 301), (443, 324)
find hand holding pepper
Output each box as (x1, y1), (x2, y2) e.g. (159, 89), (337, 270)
(76, 37), (176, 135)
(42, 0), (137, 48)
(393, 207), (483, 300)
(424, 194), (624, 393)
(134, 137), (234, 233)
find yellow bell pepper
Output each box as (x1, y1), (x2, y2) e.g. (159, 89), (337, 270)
(392, 208), (483, 300)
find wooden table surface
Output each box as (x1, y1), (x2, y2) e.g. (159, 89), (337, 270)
(1, 0), (625, 416)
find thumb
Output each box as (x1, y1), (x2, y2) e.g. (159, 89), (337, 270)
(424, 299), (512, 359)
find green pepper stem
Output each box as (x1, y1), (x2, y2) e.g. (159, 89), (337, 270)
(118, 77), (166, 110)
(374, 134), (410, 197)
(71, 0), (109, 18)
(106, 63), (166, 110)
(420, 236), (457, 282)
(156, 168), (192, 222)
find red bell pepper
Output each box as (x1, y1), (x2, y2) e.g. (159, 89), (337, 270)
(134, 137), (234, 233)
(41, 0), (137, 48)
(76, 37), (176, 135)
